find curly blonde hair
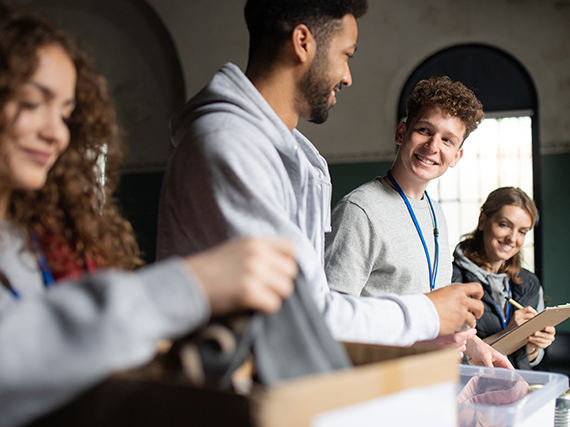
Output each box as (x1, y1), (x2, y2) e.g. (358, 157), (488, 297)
(0, 2), (141, 273)
(406, 76), (485, 141)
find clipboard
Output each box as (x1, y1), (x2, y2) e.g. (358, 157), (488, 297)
(484, 304), (570, 355)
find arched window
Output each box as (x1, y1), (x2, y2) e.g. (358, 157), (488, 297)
(398, 44), (541, 276)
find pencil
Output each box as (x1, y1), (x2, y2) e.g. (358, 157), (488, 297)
(508, 297), (524, 310)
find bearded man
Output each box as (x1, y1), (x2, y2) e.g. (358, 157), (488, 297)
(157, 0), (507, 367)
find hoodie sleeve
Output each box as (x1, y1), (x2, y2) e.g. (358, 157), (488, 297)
(0, 258), (210, 427)
(158, 115), (439, 347)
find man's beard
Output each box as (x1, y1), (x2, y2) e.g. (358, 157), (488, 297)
(298, 50), (336, 124)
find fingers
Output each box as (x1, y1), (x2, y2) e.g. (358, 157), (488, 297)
(523, 306), (538, 316)
(461, 282), (485, 300)
(238, 276), (290, 314)
(465, 336), (515, 370)
(480, 354), (493, 367)
(185, 237), (297, 316)
(232, 237), (297, 312)
(509, 308), (536, 329)
(459, 327), (478, 341)
(435, 328), (477, 345)
(427, 283), (484, 335)
(248, 238), (297, 300)
(458, 344), (466, 359)
(493, 353), (515, 370)
(528, 327), (556, 349)
(421, 331), (470, 356)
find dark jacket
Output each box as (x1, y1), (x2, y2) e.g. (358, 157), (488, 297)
(452, 264), (541, 370)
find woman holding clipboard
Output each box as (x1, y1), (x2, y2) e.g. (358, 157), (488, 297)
(452, 187), (555, 370)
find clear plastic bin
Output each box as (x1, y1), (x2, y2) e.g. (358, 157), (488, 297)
(458, 365), (569, 427)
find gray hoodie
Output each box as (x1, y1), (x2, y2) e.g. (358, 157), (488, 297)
(158, 63), (440, 346)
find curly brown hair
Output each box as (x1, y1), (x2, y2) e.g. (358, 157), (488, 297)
(406, 76), (485, 142)
(0, 2), (141, 273)
(459, 187), (538, 284)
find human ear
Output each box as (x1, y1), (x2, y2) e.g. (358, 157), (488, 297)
(478, 213), (487, 231)
(395, 122), (407, 146)
(291, 24), (316, 64)
(449, 147), (464, 168)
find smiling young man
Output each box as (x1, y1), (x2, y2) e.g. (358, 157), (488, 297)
(325, 76), (484, 297)
(158, 1), (492, 351)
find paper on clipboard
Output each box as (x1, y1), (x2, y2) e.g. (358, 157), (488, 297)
(485, 304), (570, 355)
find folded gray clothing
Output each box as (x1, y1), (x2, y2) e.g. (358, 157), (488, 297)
(196, 271), (352, 389)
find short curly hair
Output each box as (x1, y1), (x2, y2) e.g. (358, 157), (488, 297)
(406, 76), (485, 142)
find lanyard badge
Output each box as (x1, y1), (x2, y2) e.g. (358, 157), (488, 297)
(387, 171), (439, 291)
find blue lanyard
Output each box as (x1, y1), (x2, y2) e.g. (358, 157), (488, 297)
(486, 281), (512, 329)
(387, 170), (439, 291)
(3, 232), (55, 300)
(30, 231), (55, 288)
(0, 271), (20, 300)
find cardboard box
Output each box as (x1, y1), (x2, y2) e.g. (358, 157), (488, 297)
(30, 343), (459, 427)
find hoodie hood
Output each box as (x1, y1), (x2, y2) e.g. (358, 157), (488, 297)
(454, 244), (513, 315)
(170, 63), (300, 162)
(453, 244), (508, 286)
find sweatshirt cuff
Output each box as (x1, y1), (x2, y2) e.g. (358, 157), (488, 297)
(136, 257), (212, 336)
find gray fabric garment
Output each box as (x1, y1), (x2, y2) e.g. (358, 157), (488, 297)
(158, 63), (440, 346)
(253, 270), (351, 384)
(0, 224), (44, 312)
(0, 226), (210, 427)
(453, 246), (511, 318)
(195, 271), (351, 390)
(325, 177), (452, 297)
(452, 245), (544, 366)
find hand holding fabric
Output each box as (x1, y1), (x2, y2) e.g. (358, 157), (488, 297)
(185, 237), (297, 316)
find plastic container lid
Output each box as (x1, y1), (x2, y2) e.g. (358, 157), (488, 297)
(458, 365), (569, 427)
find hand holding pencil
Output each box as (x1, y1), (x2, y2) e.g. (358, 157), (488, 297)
(504, 297), (556, 359)
(505, 299), (538, 331)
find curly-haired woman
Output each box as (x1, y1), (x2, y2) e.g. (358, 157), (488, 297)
(0, 3), (296, 425)
(452, 187), (555, 370)
(0, 1), (140, 282)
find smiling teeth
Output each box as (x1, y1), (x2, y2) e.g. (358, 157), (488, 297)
(416, 155), (435, 165)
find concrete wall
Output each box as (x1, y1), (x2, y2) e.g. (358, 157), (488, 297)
(145, 0), (570, 162)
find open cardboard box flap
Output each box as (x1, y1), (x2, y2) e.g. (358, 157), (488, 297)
(29, 342), (458, 427)
(252, 342), (458, 427)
